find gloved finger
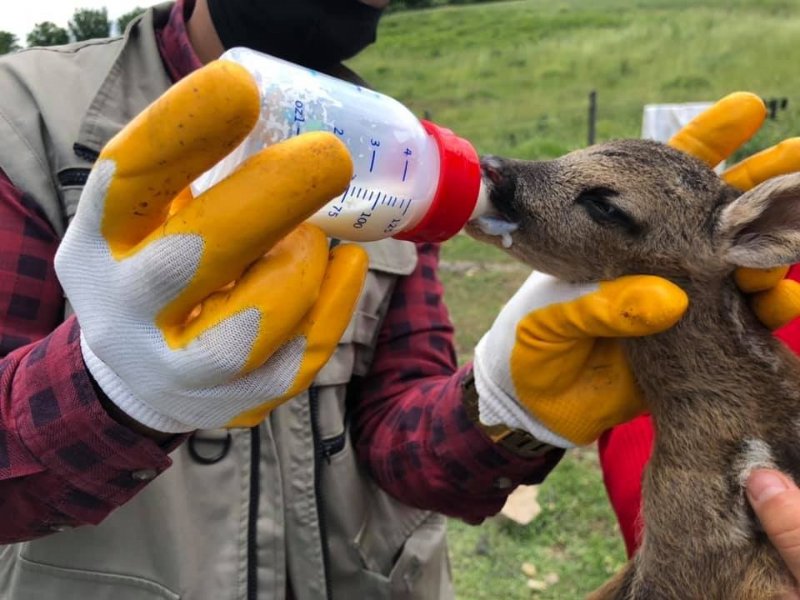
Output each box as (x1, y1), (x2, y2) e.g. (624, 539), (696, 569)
(518, 275), (688, 343)
(667, 92), (766, 168)
(750, 279), (800, 330)
(735, 266), (790, 293)
(735, 265), (800, 333)
(100, 60), (260, 253)
(152, 132), (353, 326)
(168, 187), (195, 216)
(723, 138), (800, 191)
(281, 243), (369, 397)
(166, 223), (329, 368)
(724, 138), (800, 321)
(226, 243), (369, 428)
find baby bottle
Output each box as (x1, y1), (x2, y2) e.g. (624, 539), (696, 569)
(192, 47), (490, 243)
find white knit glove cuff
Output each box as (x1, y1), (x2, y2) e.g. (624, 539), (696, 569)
(80, 333), (191, 433)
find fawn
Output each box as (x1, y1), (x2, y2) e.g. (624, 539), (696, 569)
(467, 139), (800, 599)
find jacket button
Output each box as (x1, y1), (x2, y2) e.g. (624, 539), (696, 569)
(131, 468), (158, 481)
(493, 476), (513, 490)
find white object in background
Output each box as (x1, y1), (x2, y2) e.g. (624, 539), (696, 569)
(642, 102), (725, 172)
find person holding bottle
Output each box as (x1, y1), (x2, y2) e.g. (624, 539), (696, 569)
(1, 0), (799, 598)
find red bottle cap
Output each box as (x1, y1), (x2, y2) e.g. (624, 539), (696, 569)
(393, 120), (481, 243)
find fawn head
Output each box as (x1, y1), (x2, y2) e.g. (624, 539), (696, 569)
(467, 139), (800, 283)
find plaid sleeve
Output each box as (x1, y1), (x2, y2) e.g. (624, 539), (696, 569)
(352, 242), (563, 524)
(0, 171), (180, 542)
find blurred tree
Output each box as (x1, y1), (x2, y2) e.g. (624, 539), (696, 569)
(0, 31), (21, 54)
(117, 7), (146, 34)
(69, 8), (110, 41)
(27, 22), (69, 47)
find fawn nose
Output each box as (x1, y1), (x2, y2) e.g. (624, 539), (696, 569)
(480, 156), (519, 222)
(481, 156), (506, 187)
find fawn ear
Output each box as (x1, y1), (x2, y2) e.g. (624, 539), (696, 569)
(718, 173), (800, 268)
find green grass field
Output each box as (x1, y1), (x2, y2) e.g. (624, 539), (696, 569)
(349, 1), (800, 597)
(353, 0), (800, 161)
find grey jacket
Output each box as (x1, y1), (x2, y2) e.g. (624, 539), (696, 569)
(0, 5), (453, 599)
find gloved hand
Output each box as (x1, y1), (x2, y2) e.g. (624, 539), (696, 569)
(473, 92), (800, 447)
(55, 60), (368, 433)
(669, 91), (800, 330)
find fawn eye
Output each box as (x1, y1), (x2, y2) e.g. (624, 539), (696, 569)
(576, 188), (640, 234)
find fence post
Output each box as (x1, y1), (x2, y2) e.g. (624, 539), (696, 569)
(588, 90), (597, 146)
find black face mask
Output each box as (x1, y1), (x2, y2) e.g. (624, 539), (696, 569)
(206, 0), (384, 69)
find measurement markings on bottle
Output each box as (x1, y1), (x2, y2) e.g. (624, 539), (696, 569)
(402, 148), (412, 182)
(293, 100), (305, 136)
(369, 139), (381, 173)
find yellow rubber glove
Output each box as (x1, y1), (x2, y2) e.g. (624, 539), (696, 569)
(669, 91), (800, 330)
(473, 274), (687, 446)
(473, 92), (800, 447)
(54, 60), (368, 433)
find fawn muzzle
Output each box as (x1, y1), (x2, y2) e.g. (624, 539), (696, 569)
(467, 156), (522, 248)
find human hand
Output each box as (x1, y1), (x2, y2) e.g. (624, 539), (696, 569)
(746, 469), (800, 599)
(473, 273), (687, 446)
(472, 93), (800, 447)
(54, 60), (368, 433)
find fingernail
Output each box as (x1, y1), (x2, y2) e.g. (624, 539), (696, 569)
(748, 470), (789, 503)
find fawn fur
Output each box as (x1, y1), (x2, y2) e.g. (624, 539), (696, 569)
(468, 139), (800, 599)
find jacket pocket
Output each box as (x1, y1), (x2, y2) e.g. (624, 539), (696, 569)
(353, 512), (453, 600)
(10, 554), (180, 600)
(389, 513), (452, 600)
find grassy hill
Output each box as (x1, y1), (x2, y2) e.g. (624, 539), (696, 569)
(352, 0), (799, 161)
(348, 2), (800, 598)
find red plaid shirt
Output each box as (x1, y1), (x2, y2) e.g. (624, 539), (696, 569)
(0, 0), (558, 542)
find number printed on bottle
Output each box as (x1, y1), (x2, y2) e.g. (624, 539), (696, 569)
(353, 211), (373, 229)
(384, 218), (402, 234)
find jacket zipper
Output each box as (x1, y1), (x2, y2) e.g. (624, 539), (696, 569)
(320, 433), (345, 458)
(309, 387), (333, 600)
(247, 426), (261, 600)
(72, 142), (100, 163)
(57, 168), (91, 187)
